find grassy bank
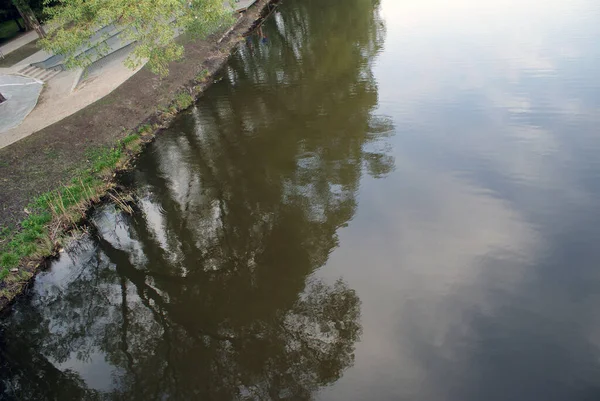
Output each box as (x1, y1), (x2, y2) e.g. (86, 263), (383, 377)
(0, 83), (200, 306)
(0, 0), (277, 310)
(0, 130), (142, 297)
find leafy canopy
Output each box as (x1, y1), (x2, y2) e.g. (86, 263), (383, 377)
(39, 0), (234, 75)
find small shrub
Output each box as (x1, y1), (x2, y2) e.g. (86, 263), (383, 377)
(174, 92), (194, 110)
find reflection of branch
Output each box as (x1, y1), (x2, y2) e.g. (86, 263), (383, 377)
(97, 235), (237, 344)
(162, 306), (180, 399)
(137, 153), (204, 267)
(182, 124), (246, 269)
(83, 253), (107, 331)
(277, 319), (324, 365)
(119, 276), (139, 391)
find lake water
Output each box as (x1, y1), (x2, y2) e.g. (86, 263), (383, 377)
(3, 0), (600, 399)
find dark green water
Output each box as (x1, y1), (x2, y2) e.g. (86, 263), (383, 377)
(3, 0), (600, 399)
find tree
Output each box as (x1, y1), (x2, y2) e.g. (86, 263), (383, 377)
(0, 0), (26, 31)
(11, 0), (45, 38)
(38, 0), (234, 75)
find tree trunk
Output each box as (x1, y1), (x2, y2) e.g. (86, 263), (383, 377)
(0, 92), (6, 104)
(12, 0), (45, 38)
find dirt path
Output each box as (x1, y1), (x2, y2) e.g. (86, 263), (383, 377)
(0, 1), (270, 229)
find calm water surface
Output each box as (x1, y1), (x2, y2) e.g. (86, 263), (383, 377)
(3, 0), (600, 399)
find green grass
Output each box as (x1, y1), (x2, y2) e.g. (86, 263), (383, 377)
(174, 91), (194, 110)
(85, 145), (123, 173)
(0, 132), (143, 271)
(121, 132), (140, 145)
(196, 69), (210, 82)
(136, 124), (152, 134)
(44, 148), (58, 159)
(0, 208), (51, 268)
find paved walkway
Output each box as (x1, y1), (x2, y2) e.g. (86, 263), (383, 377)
(0, 75), (43, 133)
(0, 37), (144, 149)
(0, 30), (39, 57)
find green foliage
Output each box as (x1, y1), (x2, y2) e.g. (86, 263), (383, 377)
(39, 0), (234, 75)
(174, 91), (194, 110)
(195, 68), (210, 81)
(121, 133), (140, 145)
(136, 124), (152, 134)
(85, 144), (122, 172)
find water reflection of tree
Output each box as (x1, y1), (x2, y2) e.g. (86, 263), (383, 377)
(1, 0), (392, 399)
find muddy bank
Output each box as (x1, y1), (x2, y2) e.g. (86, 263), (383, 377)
(0, 0), (278, 310)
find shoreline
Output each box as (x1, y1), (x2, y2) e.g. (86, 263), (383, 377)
(0, 0), (278, 311)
